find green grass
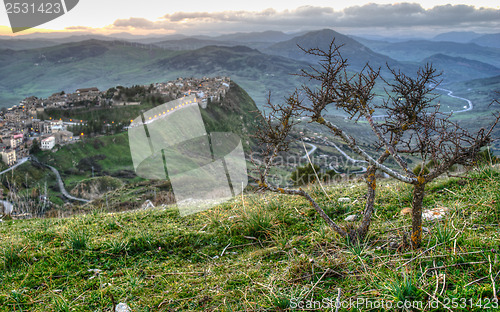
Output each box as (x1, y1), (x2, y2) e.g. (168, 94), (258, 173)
(66, 229), (89, 251)
(0, 165), (499, 311)
(34, 132), (136, 191)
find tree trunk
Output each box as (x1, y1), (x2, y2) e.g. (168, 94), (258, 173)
(352, 152), (390, 241)
(411, 183), (426, 248)
(352, 166), (377, 240)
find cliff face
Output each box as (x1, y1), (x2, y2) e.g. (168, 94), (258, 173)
(200, 81), (262, 152)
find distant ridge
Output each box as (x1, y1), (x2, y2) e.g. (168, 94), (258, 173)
(432, 31), (483, 43)
(472, 33), (500, 49)
(263, 29), (402, 71)
(424, 53), (500, 81)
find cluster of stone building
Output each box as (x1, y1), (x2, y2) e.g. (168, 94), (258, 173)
(44, 87), (102, 108)
(0, 103), (78, 166)
(151, 76), (231, 107)
(0, 77), (231, 167)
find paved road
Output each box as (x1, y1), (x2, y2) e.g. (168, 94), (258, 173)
(370, 86), (473, 119)
(0, 158), (90, 216)
(27, 156), (90, 203)
(0, 157), (29, 176)
(45, 164), (90, 203)
(303, 139), (368, 175)
(325, 141), (368, 165)
(323, 140), (368, 174)
(435, 87), (473, 113)
(302, 143), (318, 159)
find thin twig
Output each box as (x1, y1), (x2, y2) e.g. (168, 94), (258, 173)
(433, 260), (439, 297)
(396, 242), (445, 270)
(221, 243), (231, 257)
(226, 242), (260, 250)
(335, 288), (341, 312)
(425, 261), (488, 273)
(439, 273), (446, 296)
(464, 276), (488, 287)
(489, 255), (497, 299)
(162, 272), (204, 275)
(304, 268), (330, 299)
(301, 139), (332, 202)
(421, 288), (453, 312)
(443, 188), (458, 196)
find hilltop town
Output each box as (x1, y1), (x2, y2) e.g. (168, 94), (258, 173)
(0, 76), (231, 168)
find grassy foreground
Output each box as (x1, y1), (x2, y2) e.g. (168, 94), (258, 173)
(1, 166), (499, 311)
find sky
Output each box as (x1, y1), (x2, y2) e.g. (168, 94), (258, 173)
(1, 0), (500, 37)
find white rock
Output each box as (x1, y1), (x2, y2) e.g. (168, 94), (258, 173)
(422, 207), (449, 221)
(116, 303), (132, 312)
(344, 215), (357, 222)
(141, 200), (155, 210)
(338, 197), (351, 203)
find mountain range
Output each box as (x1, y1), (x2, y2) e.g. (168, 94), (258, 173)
(431, 31), (500, 49)
(1, 29), (499, 109)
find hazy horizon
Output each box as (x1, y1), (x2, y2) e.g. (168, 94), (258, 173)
(1, 1), (499, 38)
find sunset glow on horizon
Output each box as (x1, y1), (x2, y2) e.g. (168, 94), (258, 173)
(1, 1), (499, 37)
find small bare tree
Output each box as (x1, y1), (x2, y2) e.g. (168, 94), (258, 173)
(254, 40), (500, 248)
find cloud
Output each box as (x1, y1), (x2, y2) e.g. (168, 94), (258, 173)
(65, 26), (94, 31)
(109, 3), (500, 34)
(339, 3), (500, 27)
(113, 17), (165, 30)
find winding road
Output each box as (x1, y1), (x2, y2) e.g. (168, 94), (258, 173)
(0, 157), (29, 176)
(45, 164), (90, 203)
(322, 86), (475, 175)
(302, 143), (318, 159)
(1, 157), (90, 216)
(370, 86), (473, 119)
(1, 156), (90, 205)
(435, 87), (473, 113)
(323, 140), (368, 174)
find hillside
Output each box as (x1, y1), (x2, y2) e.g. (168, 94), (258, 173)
(5, 31), (499, 109)
(21, 82), (260, 206)
(153, 38), (240, 51)
(0, 39), (61, 50)
(0, 40), (181, 106)
(264, 29), (404, 71)
(150, 45), (307, 105)
(211, 30), (294, 43)
(432, 31), (483, 43)
(472, 33), (500, 49)
(0, 40), (306, 108)
(1, 164), (499, 310)
(356, 38), (500, 68)
(423, 54), (500, 81)
(446, 75), (500, 114)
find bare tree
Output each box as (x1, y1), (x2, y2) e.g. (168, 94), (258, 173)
(253, 40), (500, 248)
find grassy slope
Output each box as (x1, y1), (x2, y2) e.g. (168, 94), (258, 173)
(31, 82), (260, 193)
(1, 165), (499, 311)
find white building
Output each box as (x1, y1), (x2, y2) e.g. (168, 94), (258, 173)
(41, 136), (56, 150)
(1, 149), (16, 166)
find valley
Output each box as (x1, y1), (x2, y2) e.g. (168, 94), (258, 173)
(0, 21), (499, 311)
(0, 28), (499, 218)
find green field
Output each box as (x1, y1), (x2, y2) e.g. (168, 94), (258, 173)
(1, 164), (499, 311)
